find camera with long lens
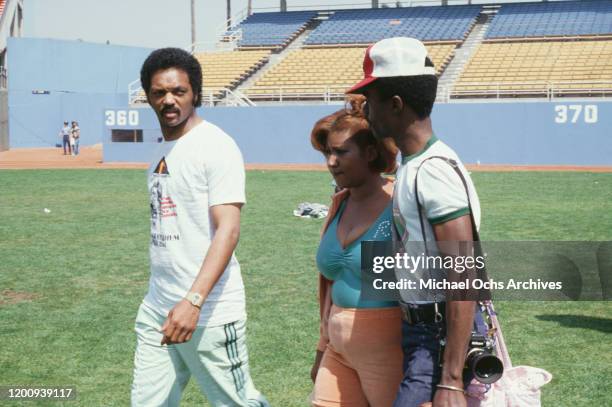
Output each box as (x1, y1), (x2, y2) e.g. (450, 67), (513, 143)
(466, 332), (504, 384)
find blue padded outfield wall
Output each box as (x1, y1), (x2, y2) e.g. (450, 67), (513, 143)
(103, 101), (612, 166)
(6, 37), (611, 166)
(8, 37), (152, 148)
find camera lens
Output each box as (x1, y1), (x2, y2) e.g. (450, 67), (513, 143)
(468, 350), (504, 384)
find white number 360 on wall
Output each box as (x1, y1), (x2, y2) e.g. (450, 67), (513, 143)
(105, 110), (140, 126)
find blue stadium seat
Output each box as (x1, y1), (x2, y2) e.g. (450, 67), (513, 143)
(230, 11), (317, 47)
(304, 5), (480, 45)
(486, 0), (612, 39)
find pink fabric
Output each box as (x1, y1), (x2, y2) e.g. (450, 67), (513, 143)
(466, 366), (552, 407)
(466, 302), (552, 407)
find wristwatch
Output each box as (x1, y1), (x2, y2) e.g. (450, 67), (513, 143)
(185, 291), (204, 309)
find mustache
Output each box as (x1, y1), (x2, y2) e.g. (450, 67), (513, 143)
(161, 107), (179, 114)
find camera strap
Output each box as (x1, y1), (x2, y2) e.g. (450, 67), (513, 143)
(414, 156), (489, 307)
(414, 156), (477, 307)
(414, 156), (480, 244)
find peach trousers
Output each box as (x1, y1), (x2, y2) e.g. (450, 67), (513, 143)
(312, 304), (404, 407)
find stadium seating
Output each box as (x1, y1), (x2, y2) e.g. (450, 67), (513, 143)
(455, 40), (612, 95)
(231, 11), (317, 48)
(305, 5), (480, 45)
(162, 3), (612, 103)
(486, 0), (612, 39)
(195, 50), (270, 91)
(245, 44), (456, 97)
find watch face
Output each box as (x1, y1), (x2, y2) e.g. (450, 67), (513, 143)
(189, 293), (202, 306)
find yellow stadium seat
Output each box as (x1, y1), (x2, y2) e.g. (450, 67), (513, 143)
(247, 45), (456, 97)
(456, 40), (612, 96)
(195, 50), (271, 91)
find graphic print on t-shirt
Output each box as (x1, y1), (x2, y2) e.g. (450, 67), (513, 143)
(153, 157), (170, 175)
(150, 157), (179, 247)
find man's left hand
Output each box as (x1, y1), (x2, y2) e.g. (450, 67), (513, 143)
(160, 300), (200, 345)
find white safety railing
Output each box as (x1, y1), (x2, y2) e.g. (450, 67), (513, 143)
(237, 81), (612, 103)
(189, 36), (243, 53)
(244, 85), (353, 102)
(128, 78), (146, 105)
(187, 6), (250, 53)
(243, 1), (476, 12)
(0, 66), (7, 89)
(220, 28), (243, 44)
(128, 86), (255, 107)
(131, 81), (612, 106)
(201, 88), (256, 107)
(217, 6), (250, 37)
(450, 81), (612, 100)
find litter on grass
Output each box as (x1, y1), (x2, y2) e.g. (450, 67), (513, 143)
(293, 202), (329, 219)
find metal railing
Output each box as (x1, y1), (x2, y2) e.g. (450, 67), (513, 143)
(127, 86), (255, 107)
(187, 6), (249, 53)
(130, 81), (612, 106)
(232, 81), (612, 103)
(244, 85), (353, 102)
(201, 88), (256, 107)
(189, 38), (244, 54)
(0, 66), (6, 89)
(128, 78), (146, 105)
(449, 81), (612, 100)
(244, 1), (480, 12)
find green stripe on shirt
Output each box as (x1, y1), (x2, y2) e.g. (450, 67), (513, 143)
(428, 207), (471, 225)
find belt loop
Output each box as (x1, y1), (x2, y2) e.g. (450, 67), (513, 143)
(401, 302), (412, 324)
(434, 302), (443, 323)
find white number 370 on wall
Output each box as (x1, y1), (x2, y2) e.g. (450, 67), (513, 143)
(554, 105), (598, 124)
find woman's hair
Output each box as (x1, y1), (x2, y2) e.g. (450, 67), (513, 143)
(310, 96), (397, 173)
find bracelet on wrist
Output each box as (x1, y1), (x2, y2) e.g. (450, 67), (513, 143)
(436, 384), (465, 393)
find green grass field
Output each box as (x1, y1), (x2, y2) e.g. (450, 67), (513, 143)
(0, 169), (611, 406)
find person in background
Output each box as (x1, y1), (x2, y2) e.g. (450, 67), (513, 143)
(71, 121), (80, 156)
(60, 121), (71, 155)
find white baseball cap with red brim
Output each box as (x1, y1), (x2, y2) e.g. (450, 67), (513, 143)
(347, 37), (436, 94)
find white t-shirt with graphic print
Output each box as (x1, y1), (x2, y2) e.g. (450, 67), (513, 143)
(393, 135), (481, 303)
(144, 120), (246, 327)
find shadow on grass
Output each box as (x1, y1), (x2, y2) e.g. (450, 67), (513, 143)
(536, 314), (612, 334)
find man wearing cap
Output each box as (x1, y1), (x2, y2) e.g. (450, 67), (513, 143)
(348, 37), (482, 407)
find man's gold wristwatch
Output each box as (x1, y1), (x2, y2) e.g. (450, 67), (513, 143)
(185, 292), (204, 309)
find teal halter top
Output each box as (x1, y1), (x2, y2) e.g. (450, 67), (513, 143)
(316, 201), (397, 308)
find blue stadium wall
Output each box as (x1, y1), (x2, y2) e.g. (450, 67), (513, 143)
(7, 37), (611, 165)
(103, 101), (611, 166)
(7, 37), (152, 148)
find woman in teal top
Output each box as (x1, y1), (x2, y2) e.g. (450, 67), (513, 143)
(317, 200), (397, 309)
(309, 97), (403, 407)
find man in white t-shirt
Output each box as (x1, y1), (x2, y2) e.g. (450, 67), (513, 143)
(348, 38), (483, 407)
(131, 47), (269, 407)
(59, 121), (71, 155)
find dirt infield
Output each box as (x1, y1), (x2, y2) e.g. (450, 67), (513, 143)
(0, 146), (146, 169)
(1, 146), (611, 172)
